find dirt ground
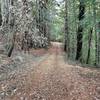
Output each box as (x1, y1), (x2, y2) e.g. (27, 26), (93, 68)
(0, 42), (100, 100)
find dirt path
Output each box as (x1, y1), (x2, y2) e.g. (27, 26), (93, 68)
(0, 42), (100, 100)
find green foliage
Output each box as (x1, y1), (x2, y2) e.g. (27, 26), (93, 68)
(64, 0), (100, 65)
(50, 0), (64, 42)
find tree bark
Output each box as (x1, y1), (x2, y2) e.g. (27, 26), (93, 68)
(76, 0), (85, 61)
(64, 0), (69, 53)
(97, 22), (100, 66)
(86, 28), (93, 64)
(92, 0), (98, 66)
(0, 2), (2, 26)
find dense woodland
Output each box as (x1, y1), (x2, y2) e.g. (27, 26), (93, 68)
(64, 0), (100, 67)
(0, 0), (99, 67)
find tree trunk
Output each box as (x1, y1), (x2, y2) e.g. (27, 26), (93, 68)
(7, 33), (16, 57)
(76, 0), (85, 61)
(7, 42), (14, 57)
(97, 22), (100, 66)
(64, 0), (69, 52)
(92, 0), (98, 66)
(86, 28), (93, 64)
(0, 2), (2, 26)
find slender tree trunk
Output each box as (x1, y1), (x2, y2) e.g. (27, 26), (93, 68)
(76, 0), (85, 61)
(0, 3), (2, 26)
(7, 33), (16, 57)
(93, 0), (98, 66)
(72, 0), (77, 60)
(97, 22), (100, 66)
(64, 0), (69, 53)
(7, 42), (14, 57)
(7, 0), (17, 57)
(86, 28), (93, 64)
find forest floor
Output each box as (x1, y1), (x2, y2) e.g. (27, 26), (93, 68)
(0, 42), (100, 100)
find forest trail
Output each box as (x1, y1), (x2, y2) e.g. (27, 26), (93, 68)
(0, 42), (100, 100)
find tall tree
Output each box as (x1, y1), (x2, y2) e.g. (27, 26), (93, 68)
(0, 1), (2, 26)
(36, 0), (50, 40)
(92, 0), (98, 66)
(97, 22), (100, 66)
(76, 0), (85, 61)
(86, 28), (93, 64)
(86, 3), (93, 64)
(64, 0), (69, 53)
